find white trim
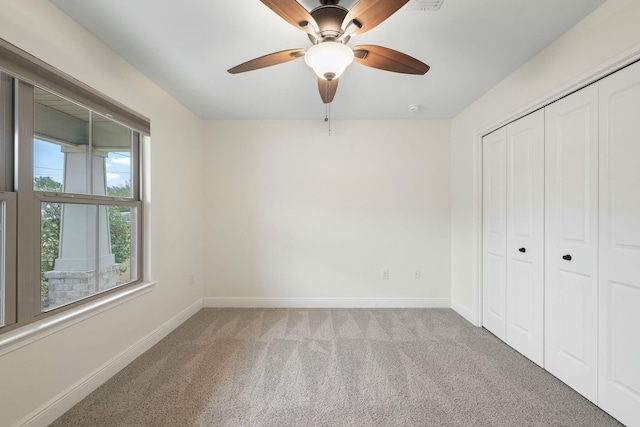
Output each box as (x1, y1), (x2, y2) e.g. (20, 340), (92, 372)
(0, 281), (156, 357)
(203, 297), (450, 309)
(472, 42), (640, 329)
(473, 128), (484, 328)
(14, 298), (203, 427)
(375, 298), (450, 308)
(478, 42), (640, 138)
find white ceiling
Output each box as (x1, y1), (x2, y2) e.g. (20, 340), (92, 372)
(50, 0), (606, 120)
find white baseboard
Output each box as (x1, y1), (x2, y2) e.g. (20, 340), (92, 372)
(16, 298), (203, 427)
(203, 297), (450, 309)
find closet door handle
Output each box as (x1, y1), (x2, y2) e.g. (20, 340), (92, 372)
(562, 254), (572, 261)
(519, 248), (526, 253)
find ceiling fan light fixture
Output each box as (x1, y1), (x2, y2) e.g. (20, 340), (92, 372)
(305, 42), (354, 80)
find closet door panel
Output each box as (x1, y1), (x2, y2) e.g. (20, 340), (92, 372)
(505, 110), (544, 366)
(545, 84), (599, 403)
(598, 61), (640, 427)
(482, 127), (508, 340)
(556, 269), (592, 359)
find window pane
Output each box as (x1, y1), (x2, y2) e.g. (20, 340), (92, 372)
(41, 203), (97, 311)
(102, 205), (138, 286)
(0, 72), (7, 326)
(41, 202), (137, 312)
(34, 87), (91, 195)
(34, 139), (65, 191)
(105, 152), (133, 197)
(34, 88), (135, 198)
(93, 117), (133, 198)
(0, 201), (5, 326)
(1, 71), (12, 192)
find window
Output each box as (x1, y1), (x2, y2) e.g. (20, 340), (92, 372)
(0, 70), (16, 329)
(0, 200), (5, 326)
(0, 39), (149, 333)
(31, 87), (140, 312)
(0, 203), (3, 324)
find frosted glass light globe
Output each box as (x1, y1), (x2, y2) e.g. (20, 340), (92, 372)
(304, 42), (354, 81)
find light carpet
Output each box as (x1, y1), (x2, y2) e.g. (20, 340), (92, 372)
(51, 308), (622, 426)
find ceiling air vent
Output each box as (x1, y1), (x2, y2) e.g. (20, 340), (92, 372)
(405, 0), (445, 12)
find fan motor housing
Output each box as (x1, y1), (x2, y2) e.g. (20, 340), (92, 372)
(310, 5), (348, 39)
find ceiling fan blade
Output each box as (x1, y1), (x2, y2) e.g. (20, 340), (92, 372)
(260, 0), (319, 34)
(227, 49), (306, 74)
(318, 77), (339, 104)
(353, 45), (430, 75)
(343, 0), (410, 35)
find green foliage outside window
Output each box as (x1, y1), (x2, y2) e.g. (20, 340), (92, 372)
(37, 177), (132, 306)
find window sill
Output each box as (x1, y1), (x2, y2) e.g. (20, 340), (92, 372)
(0, 281), (156, 357)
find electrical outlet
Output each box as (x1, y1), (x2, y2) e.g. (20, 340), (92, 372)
(188, 273), (195, 286)
(414, 269), (421, 279)
(382, 269), (390, 280)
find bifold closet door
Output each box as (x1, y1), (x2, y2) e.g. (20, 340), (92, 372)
(482, 110), (544, 365)
(598, 60), (640, 427)
(482, 127), (507, 340)
(545, 84), (599, 403)
(505, 110), (544, 366)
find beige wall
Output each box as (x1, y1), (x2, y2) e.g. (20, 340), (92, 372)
(0, 1), (205, 425)
(204, 120), (451, 305)
(450, 0), (640, 324)
(4, 0), (640, 423)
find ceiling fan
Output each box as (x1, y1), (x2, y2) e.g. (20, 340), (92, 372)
(227, 0), (430, 104)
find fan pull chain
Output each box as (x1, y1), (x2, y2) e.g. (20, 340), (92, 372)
(323, 80), (331, 136)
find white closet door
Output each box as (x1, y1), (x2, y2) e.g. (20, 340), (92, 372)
(505, 110), (544, 366)
(545, 84), (599, 403)
(483, 127), (507, 340)
(598, 61), (640, 427)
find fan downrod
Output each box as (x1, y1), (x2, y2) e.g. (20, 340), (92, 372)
(320, 0), (340, 5)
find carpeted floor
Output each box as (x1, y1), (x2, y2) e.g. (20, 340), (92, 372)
(51, 308), (622, 426)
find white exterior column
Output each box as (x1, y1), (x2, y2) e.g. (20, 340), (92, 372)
(53, 146), (115, 271)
